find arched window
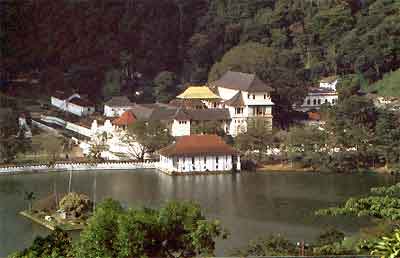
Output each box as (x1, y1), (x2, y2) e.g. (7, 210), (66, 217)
(318, 99), (321, 105)
(325, 99), (328, 104)
(313, 99), (317, 105)
(307, 99), (311, 105)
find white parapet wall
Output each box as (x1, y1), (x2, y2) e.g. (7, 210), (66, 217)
(0, 161), (157, 174)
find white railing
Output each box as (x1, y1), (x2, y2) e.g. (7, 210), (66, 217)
(0, 161), (158, 174)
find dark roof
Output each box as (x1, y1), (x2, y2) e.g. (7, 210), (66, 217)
(308, 87), (336, 94)
(169, 99), (207, 109)
(128, 104), (154, 120)
(53, 91), (69, 100)
(223, 91), (245, 107)
(105, 96), (133, 107)
(187, 109), (230, 121)
(69, 98), (94, 107)
(211, 71), (274, 93)
(159, 134), (238, 157)
(173, 108), (191, 121)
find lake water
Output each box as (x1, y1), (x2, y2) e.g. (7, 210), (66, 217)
(0, 169), (397, 257)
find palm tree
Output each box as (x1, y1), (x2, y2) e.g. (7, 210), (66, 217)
(24, 191), (36, 212)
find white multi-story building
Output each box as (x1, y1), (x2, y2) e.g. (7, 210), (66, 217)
(51, 92), (95, 117)
(294, 76), (339, 112)
(210, 71), (275, 136)
(158, 134), (240, 173)
(104, 96), (134, 117)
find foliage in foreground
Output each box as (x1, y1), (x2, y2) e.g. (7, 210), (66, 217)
(10, 199), (227, 258)
(317, 183), (400, 220)
(9, 228), (73, 258)
(317, 183), (400, 258)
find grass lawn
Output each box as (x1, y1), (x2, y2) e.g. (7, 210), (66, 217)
(363, 68), (400, 96)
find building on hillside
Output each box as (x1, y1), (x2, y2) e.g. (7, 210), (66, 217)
(51, 91), (95, 117)
(319, 76), (338, 90)
(124, 102), (230, 137)
(209, 71), (275, 136)
(176, 86), (221, 108)
(104, 96), (134, 117)
(158, 134), (240, 173)
(293, 77), (339, 112)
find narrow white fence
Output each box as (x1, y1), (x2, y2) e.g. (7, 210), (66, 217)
(0, 161), (157, 174)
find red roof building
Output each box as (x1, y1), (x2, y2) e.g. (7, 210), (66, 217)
(112, 111), (136, 127)
(158, 134), (240, 173)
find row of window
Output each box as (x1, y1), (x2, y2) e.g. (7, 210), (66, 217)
(247, 94), (270, 99)
(305, 98), (337, 106)
(178, 121), (188, 124)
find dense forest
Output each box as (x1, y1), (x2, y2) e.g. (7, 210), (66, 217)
(1, 0), (399, 105)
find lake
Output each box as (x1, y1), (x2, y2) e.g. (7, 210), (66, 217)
(0, 169), (397, 257)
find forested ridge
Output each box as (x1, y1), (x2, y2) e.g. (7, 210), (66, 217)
(1, 0), (399, 103)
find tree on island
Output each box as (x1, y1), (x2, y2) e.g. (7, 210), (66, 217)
(24, 191), (36, 212)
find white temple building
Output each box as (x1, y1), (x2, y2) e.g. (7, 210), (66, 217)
(158, 134), (240, 173)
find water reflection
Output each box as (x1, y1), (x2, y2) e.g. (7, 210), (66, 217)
(0, 170), (397, 257)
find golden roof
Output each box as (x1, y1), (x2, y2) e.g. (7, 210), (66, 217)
(177, 86), (220, 99)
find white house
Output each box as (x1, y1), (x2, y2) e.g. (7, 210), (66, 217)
(158, 134), (240, 173)
(104, 96), (134, 117)
(51, 92), (95, 117)
(294, 77), (339, 112)
(210, 71), (275, 136)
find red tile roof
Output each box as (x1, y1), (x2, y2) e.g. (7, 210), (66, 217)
(112, 111), (136, 126)
(159, 134), (238, 157)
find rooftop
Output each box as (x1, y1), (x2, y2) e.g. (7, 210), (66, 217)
(223, 91), (245, 107)
(159, 134), (238, 157)
(211, 71), (274, 93)
(112, 111), (136, 126)
(177, 86), (220, 99)
(105, 96), (133, 107)
(69, 97), (94, 107)
(320, 75), (338, 84)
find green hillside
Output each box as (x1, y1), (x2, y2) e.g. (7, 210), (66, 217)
(363, 69), (400, 96)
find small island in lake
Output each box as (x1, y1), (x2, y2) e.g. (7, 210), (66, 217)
(20, 192), (93, 231)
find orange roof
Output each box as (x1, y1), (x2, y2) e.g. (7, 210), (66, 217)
(112, 111), (136, 126)
(159, 134), (238, 157)
(308, 111), (321, 121)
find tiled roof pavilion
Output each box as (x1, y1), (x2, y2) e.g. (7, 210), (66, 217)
(177, 86), (220, 99)
(159, 134), (238, 157)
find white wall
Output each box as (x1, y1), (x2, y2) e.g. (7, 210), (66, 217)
(51, 97), (65, 110)
(159, 154), (237, 173)
(242, 91), (274, 106)
(68, 102), (94, 117)
(171, 120), (191, 137)
(104, 105), (133, 117)
(298, 93), (338, 111)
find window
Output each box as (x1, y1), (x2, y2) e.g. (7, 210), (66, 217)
(325, 99), (328, 104)
(235, 107), (243, 114)
(313, 99), (317, 105)
(264, 94), (266, 99)
(332, 99), (336, 104)
(248, 94), (250, 99)
(216, 156), (219, 169)
(307, 99), (311, 105)
(318, 99), (321, 105)
(253, 94), (255, 99)
(192, 157), (195, 164)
